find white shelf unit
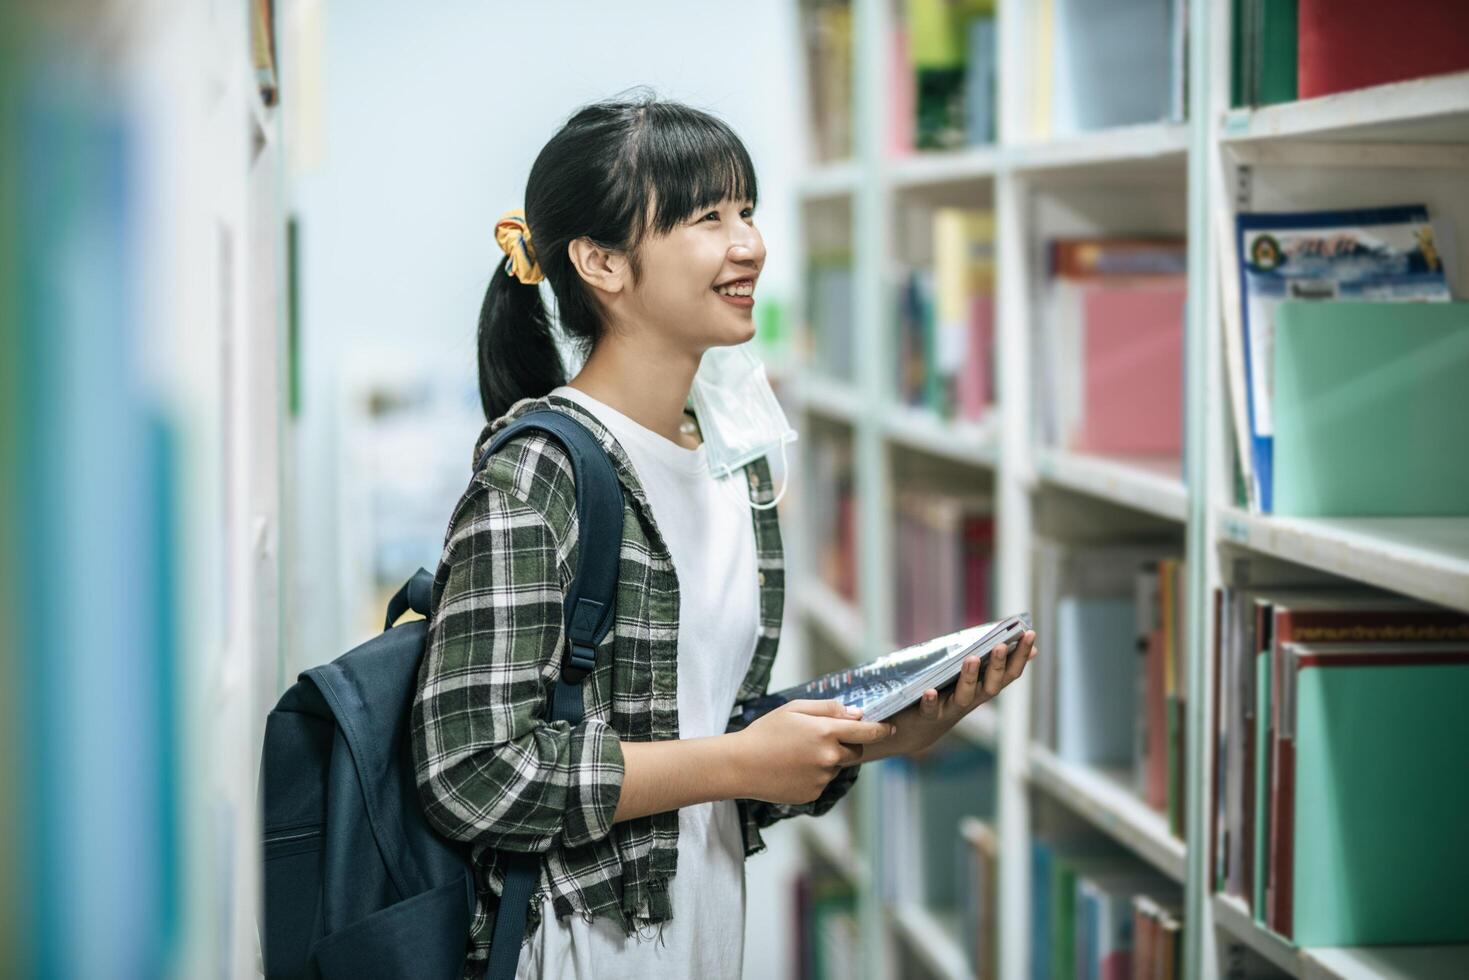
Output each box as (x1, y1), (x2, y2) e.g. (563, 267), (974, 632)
(1212, 895), (1469, 980)
(788, 2), (1469, 979)
(1033, 448), (1188, 523)
(888, 902), (971, 980)
(1027, 747), (1186, 884)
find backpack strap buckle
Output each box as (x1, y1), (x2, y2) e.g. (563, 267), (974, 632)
(562, 642), (598, 684)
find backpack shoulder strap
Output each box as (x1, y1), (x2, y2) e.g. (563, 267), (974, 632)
(479, 408), (622, 722)
(480, 410), (623, 980)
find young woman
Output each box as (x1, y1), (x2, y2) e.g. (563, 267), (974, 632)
(410, 94), (1037, 980)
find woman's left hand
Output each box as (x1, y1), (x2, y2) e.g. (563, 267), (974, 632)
(845, 629), (1037, 764)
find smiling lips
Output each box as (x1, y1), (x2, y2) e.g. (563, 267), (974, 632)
(714, 278), (755, 307)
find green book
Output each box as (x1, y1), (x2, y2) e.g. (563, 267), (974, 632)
(1255, 0), (1298, 106)
(1273, 301), (1469, 517)
(1289, 643), (1469, 946)
(1252, 647), (1270, 925)
(1230, 0), (1252, 107)
(1052, 854), (1134, 980)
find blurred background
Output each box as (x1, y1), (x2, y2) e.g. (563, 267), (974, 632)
(5, 1), (1469, 979)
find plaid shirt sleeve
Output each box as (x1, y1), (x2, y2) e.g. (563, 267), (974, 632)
(410, 482), (624, 854)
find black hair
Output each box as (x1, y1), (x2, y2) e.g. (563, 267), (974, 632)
(477, 89), (760, 422)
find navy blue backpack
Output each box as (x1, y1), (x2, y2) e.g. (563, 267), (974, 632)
(259, 410), (624, 980)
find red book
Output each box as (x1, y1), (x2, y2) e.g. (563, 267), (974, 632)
(1299, 0), (1469, 100)
(1075, 282), (1185, 456)
(958, 292), (995, 420)
(962, 514), (994, 626)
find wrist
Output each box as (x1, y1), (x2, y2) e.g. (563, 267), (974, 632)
(711, 730), (757, 800)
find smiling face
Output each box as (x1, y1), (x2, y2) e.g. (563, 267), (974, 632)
(615, 195), (766, 355)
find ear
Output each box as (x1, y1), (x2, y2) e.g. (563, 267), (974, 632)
(567, 237), (629, 296)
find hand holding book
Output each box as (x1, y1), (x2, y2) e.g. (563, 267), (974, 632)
(730, 699), (897, 806)
(865, 628), (1037, 762)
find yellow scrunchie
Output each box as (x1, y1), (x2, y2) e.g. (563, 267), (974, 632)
(494, 209), (545, 284)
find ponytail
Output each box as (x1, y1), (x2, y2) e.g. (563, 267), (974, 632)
(474, 88), (760, 423)
(477, 258), (563, 423)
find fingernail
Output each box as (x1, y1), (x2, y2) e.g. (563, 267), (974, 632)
(846, 705), (862, 717)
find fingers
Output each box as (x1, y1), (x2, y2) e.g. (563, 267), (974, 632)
(1004, 630), (1036, 683)
(829, 718), (897, 744)
(952, 654), (984, 709)
(918, 688), (941, 720)
(834, 742), (865, 766)
(785, 698), (862, 718)
(982, 639), (1010, 697)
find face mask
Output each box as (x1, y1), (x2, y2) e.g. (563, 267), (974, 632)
(688, 343), (798, 510)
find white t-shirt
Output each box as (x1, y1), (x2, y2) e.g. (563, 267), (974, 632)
(512, 385), (762, 980)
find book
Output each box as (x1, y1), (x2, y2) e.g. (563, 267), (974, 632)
(1232, 205), (1451, 512)
(958, 818), (999, 980)
(1050, 0), (1175, 135)
(810, 435), (857, 600)
(1231, 0), (1298, 108)
(803, 1), (855, 162)
(888, 23), (916, 157)
(1298, 0), (1469, 100)
(894, 490), (993, 646)
(1077, 871), (1176, 980)
(1056, 595), (1136, 767)
(896, 208), (996, 422)
(1272, 300), (1469, 517)
(1212, 589), (1469, 925)
(1073, 281), (1186, 456)
(1037, 239), (1187, 455)
(1265, 602), (1469, 936)
(807, 250), (856, 383)
(906, 0), (995, 150)
(963, 14), (998, 145)
(727, 614), (1031, 728)
(1132, 892), (1183, 980)
(1280, 642), (1469, 945)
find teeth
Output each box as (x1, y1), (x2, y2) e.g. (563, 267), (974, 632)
(715, 281), (754, 297)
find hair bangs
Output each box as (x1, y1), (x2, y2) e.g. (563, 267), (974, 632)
(632, 103), (759, 243)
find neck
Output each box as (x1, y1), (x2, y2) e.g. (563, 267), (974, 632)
(567, 333), (702, 448)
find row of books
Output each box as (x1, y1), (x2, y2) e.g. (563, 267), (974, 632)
(793, 870), (859, 980)
(1224, 203), (1467, 515)
(1032, 838), (1183, 980)
(1025, 0), (1187, 140)
(1032, 542), (1189, 838)
(805, 250), (856, 383)
(1034, 238), (1186, 461)
(801, 0), (853, 164)
(1232, 0), (1469, 108)
(889, 0), (997, 153)
(808, 435), (857, 601)
(1210, 586), (1469, 947)
(895, 207), (996, 421)
(875, 743), (997, 912)
(894, 490), (993, 649)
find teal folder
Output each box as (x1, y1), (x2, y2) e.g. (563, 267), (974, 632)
(1273, 301), (1469, 517)
(1291, 645), (1469, 946)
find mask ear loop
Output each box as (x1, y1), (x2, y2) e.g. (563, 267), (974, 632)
(749, 438), (791, 511)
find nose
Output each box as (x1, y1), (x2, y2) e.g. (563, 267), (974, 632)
(729, 221), (765, 266)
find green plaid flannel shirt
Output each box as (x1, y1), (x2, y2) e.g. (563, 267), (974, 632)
(410, 393), (859, 973)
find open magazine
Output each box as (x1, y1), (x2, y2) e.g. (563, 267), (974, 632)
(727, 614), (1032, 729)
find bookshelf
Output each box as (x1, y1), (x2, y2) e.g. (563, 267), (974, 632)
(786, 2), (1469, 979)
